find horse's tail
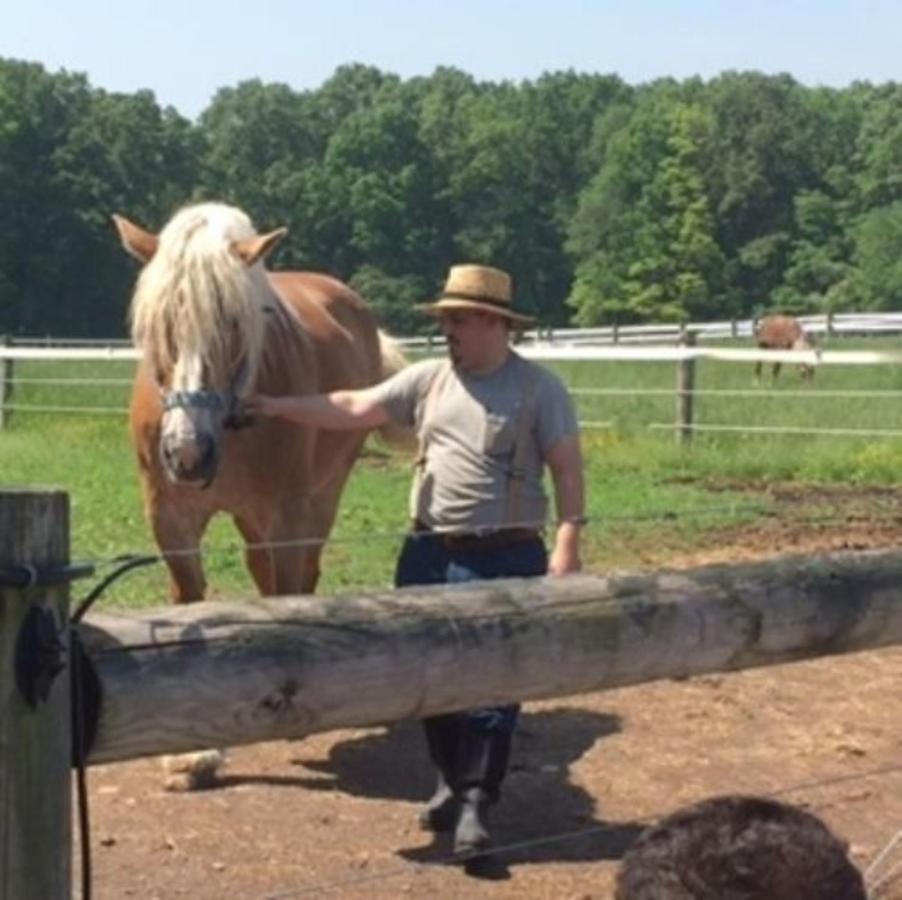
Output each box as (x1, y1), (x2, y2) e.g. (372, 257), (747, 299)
(375, 330), (417, 452)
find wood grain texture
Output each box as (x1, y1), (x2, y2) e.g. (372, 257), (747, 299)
(81, 548), (902, 766)
(0, 490), (70, 900)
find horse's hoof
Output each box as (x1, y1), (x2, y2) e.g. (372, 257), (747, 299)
(162, 749), (225, 792)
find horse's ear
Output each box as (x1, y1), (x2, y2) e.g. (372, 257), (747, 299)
(231, 228), (288, 267)
(112, 214), (159, 263)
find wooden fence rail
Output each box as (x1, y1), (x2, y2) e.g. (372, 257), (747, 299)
(82, 548), (902, 763)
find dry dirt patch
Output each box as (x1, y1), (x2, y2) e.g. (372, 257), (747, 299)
(81, 485), (902, 898)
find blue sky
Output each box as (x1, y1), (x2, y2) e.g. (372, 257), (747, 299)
(4, 1), (900, 120)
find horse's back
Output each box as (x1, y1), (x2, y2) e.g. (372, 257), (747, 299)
(266, 272), (383, 391)
(756, 314), (805, 349)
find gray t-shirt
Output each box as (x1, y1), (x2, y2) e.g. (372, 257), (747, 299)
(371, 351), (579, 531)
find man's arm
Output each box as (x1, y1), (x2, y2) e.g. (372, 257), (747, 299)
(243, 385), (390, 431)
(544, 433), (585, 576)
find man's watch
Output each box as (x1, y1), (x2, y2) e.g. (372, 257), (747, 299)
(561, 516), (589, 526)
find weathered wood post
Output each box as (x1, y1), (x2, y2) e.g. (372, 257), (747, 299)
(0, 490), (71, 900)
(0, 336), (12, 430)
(676, 326), (697, 445)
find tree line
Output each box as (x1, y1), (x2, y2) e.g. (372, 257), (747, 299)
(1, 57), (901, 337)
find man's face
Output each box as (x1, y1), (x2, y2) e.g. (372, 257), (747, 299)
(439, 309), (507, 371)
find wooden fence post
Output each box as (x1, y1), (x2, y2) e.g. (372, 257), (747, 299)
(0, 490), (71, 900)
(0, 336), (12, 430)
(676, 326), (696, 445)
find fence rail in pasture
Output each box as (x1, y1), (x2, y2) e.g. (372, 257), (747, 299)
(3, 328), (902, 441)
(5, 487), (902, 895)
(8, 309), (902, 354)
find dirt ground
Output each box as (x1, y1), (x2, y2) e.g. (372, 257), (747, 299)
(80, 485), (902, 899)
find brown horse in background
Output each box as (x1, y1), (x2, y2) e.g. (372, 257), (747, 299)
(115, 202), (404, 605)
(754, 314), (817, 381)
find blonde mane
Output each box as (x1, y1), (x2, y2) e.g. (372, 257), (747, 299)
(130, 203), (270, 385)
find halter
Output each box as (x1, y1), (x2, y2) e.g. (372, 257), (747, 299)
(158, 359), (253, 430)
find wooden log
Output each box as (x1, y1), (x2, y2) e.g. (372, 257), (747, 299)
(82, 548), (902, 766)
(0, 490), (71, 900)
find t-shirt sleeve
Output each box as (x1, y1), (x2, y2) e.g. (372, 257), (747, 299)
(368, 359), (443, 428)
(534, 369), (580, 456)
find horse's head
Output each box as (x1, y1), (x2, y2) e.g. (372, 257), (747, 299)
(114, 203), (287, 488)
(792, 334), (817, 381)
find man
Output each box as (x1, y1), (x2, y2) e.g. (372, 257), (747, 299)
(243, 263), (585, 857)
(615, 795), (866, 900)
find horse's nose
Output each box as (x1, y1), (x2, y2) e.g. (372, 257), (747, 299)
(161, 433), (217, 484)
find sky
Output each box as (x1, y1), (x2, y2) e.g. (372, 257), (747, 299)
(4, 0), (901, 121)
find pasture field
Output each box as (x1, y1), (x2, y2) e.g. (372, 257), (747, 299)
(2, 335), (902, 608)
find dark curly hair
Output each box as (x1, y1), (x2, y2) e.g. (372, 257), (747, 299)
(615, 795), (866, 900)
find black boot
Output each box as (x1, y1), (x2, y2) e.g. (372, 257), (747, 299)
(418, 771), (458, 832)
(453, 787), (492, 855)
(419, 715), (460, 831)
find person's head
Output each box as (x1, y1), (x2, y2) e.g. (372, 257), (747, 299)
(419, 264), (533, 374)
(615, 795), (866, 900)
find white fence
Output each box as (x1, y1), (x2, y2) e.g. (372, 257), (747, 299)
(3, 311), (902, 439)
(7, 310), (902, 352)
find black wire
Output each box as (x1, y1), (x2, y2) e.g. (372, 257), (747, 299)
(72, 630), (92, 900)
(71, 554), (161, 624)
(69, 553), (161, 900)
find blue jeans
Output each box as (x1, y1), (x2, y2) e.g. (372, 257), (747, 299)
(395, 530), (547, 799)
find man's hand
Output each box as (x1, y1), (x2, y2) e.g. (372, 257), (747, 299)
(240, 394), (275, 418)
(548, 520), (582, 576)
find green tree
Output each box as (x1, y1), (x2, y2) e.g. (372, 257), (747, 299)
(568, 91), (723, 323)
(852, 202), (902, 309)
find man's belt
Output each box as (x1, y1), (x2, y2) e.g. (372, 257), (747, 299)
(414, 521), (541, 553)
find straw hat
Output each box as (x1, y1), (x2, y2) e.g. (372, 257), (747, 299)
(419, 264), (534, 325)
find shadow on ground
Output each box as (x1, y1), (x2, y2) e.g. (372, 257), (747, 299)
(262, 707), (647, 874)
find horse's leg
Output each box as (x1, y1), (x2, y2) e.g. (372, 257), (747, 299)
(772, 361), (782, 381)
(146, 500), (211, 604)
(298, 452), (363, 594)
(754, 360), (762, 383)
(232, 494), (320, 597)
(233, 513), (279, 596)
(265, 494), (322, 595)
(263, 451), (361, 597)
(146, 500), (225, 788)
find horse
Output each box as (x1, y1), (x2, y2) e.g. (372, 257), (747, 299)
(754, 314), (817, 381)
(113, 201), (406, 787)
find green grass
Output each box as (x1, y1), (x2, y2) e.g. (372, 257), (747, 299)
(2, 337), (900, 609)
